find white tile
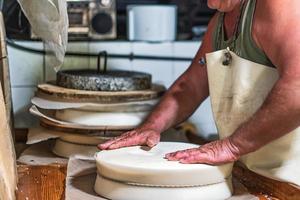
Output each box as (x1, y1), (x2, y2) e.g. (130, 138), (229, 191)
(63, 42), (90, 69)
(133, 42), (173, 56)
(172, 41), (201, 83)
(45, 42), (89, 81)
(8, 41), (44, 86)
(173, 61), (191, 81)
(173, 41), (201, 57)
(12, 87), (38, 128)
(132, 42), (173, 88)
(89, 41), (132, 71)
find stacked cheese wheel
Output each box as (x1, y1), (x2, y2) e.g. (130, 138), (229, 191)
(29, 70), (165, 158)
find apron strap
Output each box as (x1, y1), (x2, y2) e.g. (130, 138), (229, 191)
(216, 0), (248, 51)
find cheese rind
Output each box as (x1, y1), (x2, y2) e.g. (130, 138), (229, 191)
(94, 175), (233, 200)
(52, 139), (98, 158)
(55, 109), (148, 127)
(96, 142), (233, 187)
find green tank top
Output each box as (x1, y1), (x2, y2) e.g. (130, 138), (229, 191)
(212, 0), (274, 67)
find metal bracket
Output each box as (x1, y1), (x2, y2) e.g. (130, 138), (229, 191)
(97, 51), (108, 73)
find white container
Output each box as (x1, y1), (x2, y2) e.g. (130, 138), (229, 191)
(127, 5), (177, 42)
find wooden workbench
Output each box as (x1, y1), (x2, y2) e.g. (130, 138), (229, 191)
(17, 164), (66, 200)
(16, 162), (296, 200)
(15, 130), (300, 200)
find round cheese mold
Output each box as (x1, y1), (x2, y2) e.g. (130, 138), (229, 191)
(95, 142), (233, 187)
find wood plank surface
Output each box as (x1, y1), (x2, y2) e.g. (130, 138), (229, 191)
(15, 129), (300, 200)
(40, 120), (126, 134)
(37, 83), (165, 103)
(17, 163), (278, 200)
(17, 164), (67, 200)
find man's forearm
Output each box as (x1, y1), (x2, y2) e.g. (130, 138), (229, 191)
(140, 13), (217, 134)
(230, 77), (300, 155)
(141, 66), (209, 133)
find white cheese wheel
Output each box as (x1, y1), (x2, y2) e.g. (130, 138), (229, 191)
(52, 139), (99, 158)
(32, 97), (159, 112)
(55, 109), (148, 127)
(94, 175), (232, 200)
(59, 133), (112, 145)
(96, 142), (233, 187)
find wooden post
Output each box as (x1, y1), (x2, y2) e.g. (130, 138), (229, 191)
(0, 11), (17, 200)
(0, 12), (14, 140)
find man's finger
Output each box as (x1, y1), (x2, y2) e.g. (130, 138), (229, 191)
(165, 148), (199, 161)
(146, 134), (160, 148)
(108, 134), (146, 150)
(179, 153), (211, 164)
(98, 137), (122, 150)
(98, 132), (131, 150)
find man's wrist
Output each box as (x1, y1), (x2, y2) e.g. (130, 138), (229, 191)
(139, 120), (165, 133)
(226, 136), (243, 159)
(228, 132), (257, 156)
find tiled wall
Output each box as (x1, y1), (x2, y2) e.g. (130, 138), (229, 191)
(8, 40), (217, 139)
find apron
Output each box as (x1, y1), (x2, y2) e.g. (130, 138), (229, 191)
(203, 0), (300, 186)
(206, 48), (300, 186)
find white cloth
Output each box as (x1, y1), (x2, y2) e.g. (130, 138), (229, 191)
(17, 0), (68, 70)
(206, 49), (300, 185)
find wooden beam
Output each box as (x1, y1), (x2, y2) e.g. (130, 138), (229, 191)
(233, 162), (300, 200)
(0, 12), (14, 140)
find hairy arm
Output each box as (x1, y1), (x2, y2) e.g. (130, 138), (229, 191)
(99, 14), (218, 150)
(167, 0), (300, 164)
(141, 17), (218, 133)
(231, 0), (300, 154)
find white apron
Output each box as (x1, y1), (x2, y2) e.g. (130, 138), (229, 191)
(206, 49), (300, 186)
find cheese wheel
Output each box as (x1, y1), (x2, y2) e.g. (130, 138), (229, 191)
(55, 109), (148, 127)
(96, 142), (233, 187)
(31, 96), (159, 112)
(59, 133), (112, 145)
(94, 175), (232, 200)
(52, 139), (99, 158)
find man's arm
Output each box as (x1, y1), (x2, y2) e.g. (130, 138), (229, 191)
(141, 15), (219, 133)
(99, 14), (218, 150)
(230, 0), (300, 154)
(167, 0), (300, 164)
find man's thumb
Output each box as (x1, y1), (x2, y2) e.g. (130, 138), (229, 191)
(146, 134), (160, 147)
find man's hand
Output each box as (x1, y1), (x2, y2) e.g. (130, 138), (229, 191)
(165, 138), (240, 165)
(98, 127), (161, 150)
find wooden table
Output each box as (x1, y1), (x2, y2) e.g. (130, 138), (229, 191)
(15, 129), (300, 200)
(17, 162), (299, 200)
(17, 164), (67, 200)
